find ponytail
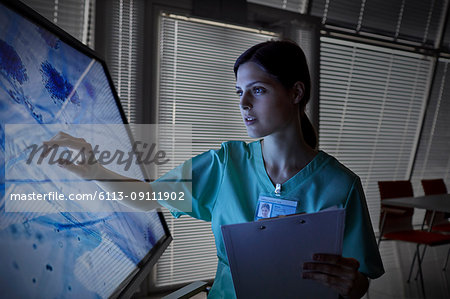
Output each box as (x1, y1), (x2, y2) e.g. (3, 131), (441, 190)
(300, 113), (318, 150)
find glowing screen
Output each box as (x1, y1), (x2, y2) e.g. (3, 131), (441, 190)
(0, 1), (168, 297)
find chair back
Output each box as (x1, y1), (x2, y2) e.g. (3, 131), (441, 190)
(421, 179), (448, 195)
(378, 180), (414, 234)
(421, 179), (448, 225)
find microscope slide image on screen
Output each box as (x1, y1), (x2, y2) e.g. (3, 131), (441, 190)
(0, 1), (169, 298)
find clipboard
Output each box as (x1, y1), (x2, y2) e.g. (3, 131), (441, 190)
(221, 208), (346, 299)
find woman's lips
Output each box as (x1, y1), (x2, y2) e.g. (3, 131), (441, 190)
(244, 116), (256, 126)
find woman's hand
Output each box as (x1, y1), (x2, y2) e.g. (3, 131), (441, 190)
(302, 254), (368, 299)
(41, 131), (103, 180)
(41, 131), (159, 211)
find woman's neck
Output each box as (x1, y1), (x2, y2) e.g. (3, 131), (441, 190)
(261, 126), (317, 185)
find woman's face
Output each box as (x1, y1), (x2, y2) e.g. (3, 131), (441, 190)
(261, 207), (269, 218)
(236, 62), (299, 138)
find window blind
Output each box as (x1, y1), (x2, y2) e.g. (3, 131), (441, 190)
(107, 0), (144, 124)
(311, 0), (361, 28)
(155, 14), (275, 287)
(247, 0), (308, 14)
(319, 37), (433, 230)
(441, 18), (450, 52)
(411, 58), (450, 195)
(311, 0), (445, 46)
(21, 0), (95, 48)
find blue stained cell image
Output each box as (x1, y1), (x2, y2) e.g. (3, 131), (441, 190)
(0, 39), (28, 84)
(40, 60), (81, 106)
(0, 2), (167, 299)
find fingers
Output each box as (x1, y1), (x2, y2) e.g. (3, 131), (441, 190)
(302, 254), (360, 278)
(39, 132), (99, 179)
(43, 132), (90, 151)
(45, 131), (87, 147)
(302, 254), (361, 297)
(303, 261), (356, 280)
(51, 131), (87, 143)
(302, 271), (353, 296)
(41, 131), (93, 158)
(312, 254), (360, 270)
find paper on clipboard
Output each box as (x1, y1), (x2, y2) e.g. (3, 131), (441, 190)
(221, 208), (346, 299)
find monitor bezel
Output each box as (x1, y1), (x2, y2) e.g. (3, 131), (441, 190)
(0, 0), (172, 298)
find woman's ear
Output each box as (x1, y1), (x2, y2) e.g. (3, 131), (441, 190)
(292, 81), (305, 104)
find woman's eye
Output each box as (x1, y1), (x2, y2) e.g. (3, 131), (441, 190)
(236, 90), (243, 97)
(253, 87), (265, 94)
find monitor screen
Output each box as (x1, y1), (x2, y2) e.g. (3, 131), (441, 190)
(0, 0), (171, 297)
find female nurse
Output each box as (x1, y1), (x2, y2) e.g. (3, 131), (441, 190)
(44, 40), (384, 298)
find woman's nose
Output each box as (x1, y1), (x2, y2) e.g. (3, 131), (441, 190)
(240, 92), (252, 110)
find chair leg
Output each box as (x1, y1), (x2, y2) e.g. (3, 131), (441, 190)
(377, 212), (387, 248)
(407, 246), (419, 283)
(443, 247), (450, 271)
(414, 245), (428, 280)
(415, 244), (426, 299)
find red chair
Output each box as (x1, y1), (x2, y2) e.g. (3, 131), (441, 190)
(378, 181), (450, 294)
(421, 179), (450, 231)
(421, 179), (450, 270)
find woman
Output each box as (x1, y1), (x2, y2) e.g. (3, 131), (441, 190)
(259, 203), (271, 218)
(45, 40), (384, 298)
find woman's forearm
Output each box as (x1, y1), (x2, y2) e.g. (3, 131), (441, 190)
(42, 132), (160, 211)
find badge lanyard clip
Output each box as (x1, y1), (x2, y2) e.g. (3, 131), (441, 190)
(274, 183), (281, 195)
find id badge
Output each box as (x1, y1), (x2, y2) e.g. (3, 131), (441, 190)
(254, 194), (299, 221)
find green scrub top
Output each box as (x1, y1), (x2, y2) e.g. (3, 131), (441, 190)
(152, 140), (385, 298)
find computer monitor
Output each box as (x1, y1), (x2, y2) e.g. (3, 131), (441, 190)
(0, 0), (171, 297)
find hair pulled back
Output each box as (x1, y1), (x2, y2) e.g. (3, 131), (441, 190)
(233, 40), (317, 149)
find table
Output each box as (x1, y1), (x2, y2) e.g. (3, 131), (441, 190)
(382, 194), (450, 213)
(382, 193), (450, 292)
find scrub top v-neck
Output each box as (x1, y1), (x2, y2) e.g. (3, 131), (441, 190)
(253, 139), (325, 196)
(152, 140), (384, 299)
